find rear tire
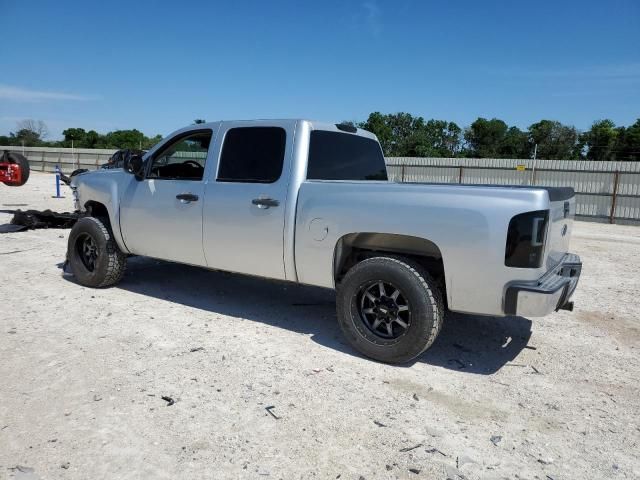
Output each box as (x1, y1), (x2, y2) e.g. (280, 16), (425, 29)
(2, 152), (30, 186)
(67, 217), (126, 287)
(336, 256), (444, 364)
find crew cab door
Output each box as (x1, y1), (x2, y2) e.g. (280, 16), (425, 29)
(119, 127), (217, 266)
(202, 121), (294, 280)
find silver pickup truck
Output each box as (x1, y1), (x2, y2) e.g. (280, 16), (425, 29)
(68, 119), (581, 363)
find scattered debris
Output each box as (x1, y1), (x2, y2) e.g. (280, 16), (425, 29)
(93, 394), (102, 402)
(189, 347), (205, 352)
(0, 248), (39, 255)
(161, 396), (175, 406)
(490, 435), (502, 446)
(531, 365), (541, 374)
(399, 444), (423, 452)
(489, 380), (510, 387)
(505, 363), (527, 367)
(10, 466), (35, 473)
(312, 368), (322, 373)
(373, 420), (387, 427)
(61, 462), (70, 469)
(412, 393), (419, 401)
(0, 209), (82, 232)
(408, 468), (421, 474)
(426, 447), (446, 456)
(385, 465), (392, 471)
(524, 345), (537, 350)
(265, 405), (280, 419)
(538, 457), (554, 465)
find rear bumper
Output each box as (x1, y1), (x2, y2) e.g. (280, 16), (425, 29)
(504, 253), (582, 317)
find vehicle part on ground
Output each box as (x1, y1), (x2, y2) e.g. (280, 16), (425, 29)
(0, 151), (30, 186)
(336, 256), (444, 364)
(67, 217), (126, 287)
(0, 209), (83, 233)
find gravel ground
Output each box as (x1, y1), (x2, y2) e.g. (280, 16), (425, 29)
(1, 172), (639, 480)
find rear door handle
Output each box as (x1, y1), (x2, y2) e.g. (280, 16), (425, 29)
(176, 193), (199, 203)
(251, 197), (279, 209)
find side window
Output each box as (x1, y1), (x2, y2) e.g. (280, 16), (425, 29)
(307, 131), (388, 181)
(148, 131), (212, 180)
(217, 127), (286, 183)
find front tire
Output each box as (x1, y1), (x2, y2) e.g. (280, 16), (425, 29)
(336, 256), (444, 364)
(67, 217), (126, 287)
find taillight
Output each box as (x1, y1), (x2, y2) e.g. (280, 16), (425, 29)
(505, 210), (549, 268)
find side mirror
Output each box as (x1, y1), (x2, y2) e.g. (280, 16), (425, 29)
(124, 153), (145, 181)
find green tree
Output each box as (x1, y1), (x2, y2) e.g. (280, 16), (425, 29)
(62, 127), (87, 147)
(7, 119), (49, 146)
(614, 119), (640, 161)
(101, 129), (147, 149)
(500, 126), (531, 158)
(528, 120), (579, 159)
(580, 120), (618, 161)
(144, 134), (163, 149)
(85, 130), (100, 148)
(463, 118), (508, 158)
(359, 112), (395, 155)
(11, 128), (41, 146)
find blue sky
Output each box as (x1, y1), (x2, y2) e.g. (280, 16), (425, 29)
(1, 0), (638, 139)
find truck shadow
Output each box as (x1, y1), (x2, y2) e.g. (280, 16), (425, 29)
(84, 257), (533, 375)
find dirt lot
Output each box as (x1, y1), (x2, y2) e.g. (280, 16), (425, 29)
(1, 172), (639, 479)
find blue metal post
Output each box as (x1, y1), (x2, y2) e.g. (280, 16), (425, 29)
(55, 164), (61, 198)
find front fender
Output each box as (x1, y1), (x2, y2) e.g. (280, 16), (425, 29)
(73, 170), (132, 253)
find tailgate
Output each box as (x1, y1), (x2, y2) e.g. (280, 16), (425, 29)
(545, 192), (575, 270)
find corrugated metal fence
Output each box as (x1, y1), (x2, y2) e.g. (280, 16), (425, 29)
(387, 157), (640, 224)
(2, 146), (639, 224)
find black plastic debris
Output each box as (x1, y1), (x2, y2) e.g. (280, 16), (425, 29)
(0, 209), (83, 233)
(265, 405), (280, 419)
(399, 444), (423, 453)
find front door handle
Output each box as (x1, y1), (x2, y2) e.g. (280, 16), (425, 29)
(251, 197), (280, 209)
(176, 193), (199, 203)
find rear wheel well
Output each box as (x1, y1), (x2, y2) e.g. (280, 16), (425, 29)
(334, 233), (446, 303)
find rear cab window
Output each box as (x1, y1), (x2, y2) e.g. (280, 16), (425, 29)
(217, 127), (286, 183)
(307, 130), (388, 181)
